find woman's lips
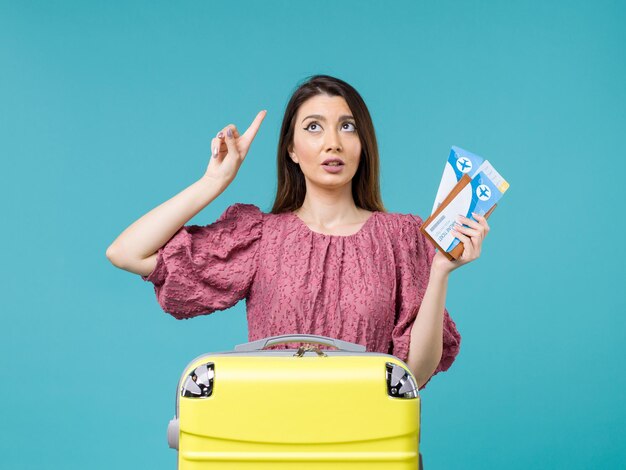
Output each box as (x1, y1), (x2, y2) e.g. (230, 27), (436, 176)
(321, 164), (344, 174)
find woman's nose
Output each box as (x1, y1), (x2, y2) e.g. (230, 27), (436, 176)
(325, 128), (343, 152)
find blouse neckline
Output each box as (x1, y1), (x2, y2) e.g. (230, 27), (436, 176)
(288, 210), (379, 238)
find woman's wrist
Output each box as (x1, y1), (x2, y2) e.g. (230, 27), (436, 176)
(429, 263), (451, 283)
(199, 173), (230, 195)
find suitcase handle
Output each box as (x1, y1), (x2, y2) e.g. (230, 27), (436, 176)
(234, 334), (367, 352)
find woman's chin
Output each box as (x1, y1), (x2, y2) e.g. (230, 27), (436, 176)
(303, 175), (347, 189)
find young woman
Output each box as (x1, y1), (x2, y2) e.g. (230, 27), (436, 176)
(106, 75), (489, 390)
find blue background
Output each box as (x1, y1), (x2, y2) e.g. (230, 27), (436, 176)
(2, 1), (625, 468)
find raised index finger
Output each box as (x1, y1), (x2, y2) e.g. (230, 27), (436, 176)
(241, 110), (267, 144)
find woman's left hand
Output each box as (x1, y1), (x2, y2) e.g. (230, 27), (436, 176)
(431, 212), (491, 276)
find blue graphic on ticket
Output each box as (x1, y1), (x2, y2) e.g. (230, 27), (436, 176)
(424, 156), (509, 254)
(431, 146), (486, 215)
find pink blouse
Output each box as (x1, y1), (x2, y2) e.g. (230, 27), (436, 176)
(142, 203), (461, 389)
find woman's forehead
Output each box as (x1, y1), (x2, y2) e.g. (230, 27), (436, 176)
(297, 95), (352, 119)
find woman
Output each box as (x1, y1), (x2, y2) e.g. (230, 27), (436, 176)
(106, 74), (489, 390)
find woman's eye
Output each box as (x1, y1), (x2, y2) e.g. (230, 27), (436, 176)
(304, 122), (357, 132)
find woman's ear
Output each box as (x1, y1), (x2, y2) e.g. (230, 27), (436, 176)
(288, 146), (299, 164)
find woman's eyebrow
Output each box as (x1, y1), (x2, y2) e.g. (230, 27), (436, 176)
(301, 114), (354, 123)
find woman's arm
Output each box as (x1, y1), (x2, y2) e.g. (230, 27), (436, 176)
(105, 176), (226, 277)
(406, 212), (491, 388)
(106, 111), (268, 277)
(406, 267), (448, 389)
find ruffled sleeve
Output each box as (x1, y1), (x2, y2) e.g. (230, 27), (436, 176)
(141, 203), (263, 320)
(390, 214), (461, 390)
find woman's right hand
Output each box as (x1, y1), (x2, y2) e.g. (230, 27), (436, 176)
(203, 109), (267, 189)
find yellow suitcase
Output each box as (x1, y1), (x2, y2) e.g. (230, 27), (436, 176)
(167, 334), (422, 469)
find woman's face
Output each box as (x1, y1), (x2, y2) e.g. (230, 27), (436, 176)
(289, 94), (361, 191)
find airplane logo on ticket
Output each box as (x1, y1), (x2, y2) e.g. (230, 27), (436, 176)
(456, 158), (473, 173)
(476, 184), (491, 201)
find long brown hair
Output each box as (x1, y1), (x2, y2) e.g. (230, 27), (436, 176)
(270, 74), (386, 214)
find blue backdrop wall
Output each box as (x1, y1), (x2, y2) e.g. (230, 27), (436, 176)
(2, 1), (625, 468)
